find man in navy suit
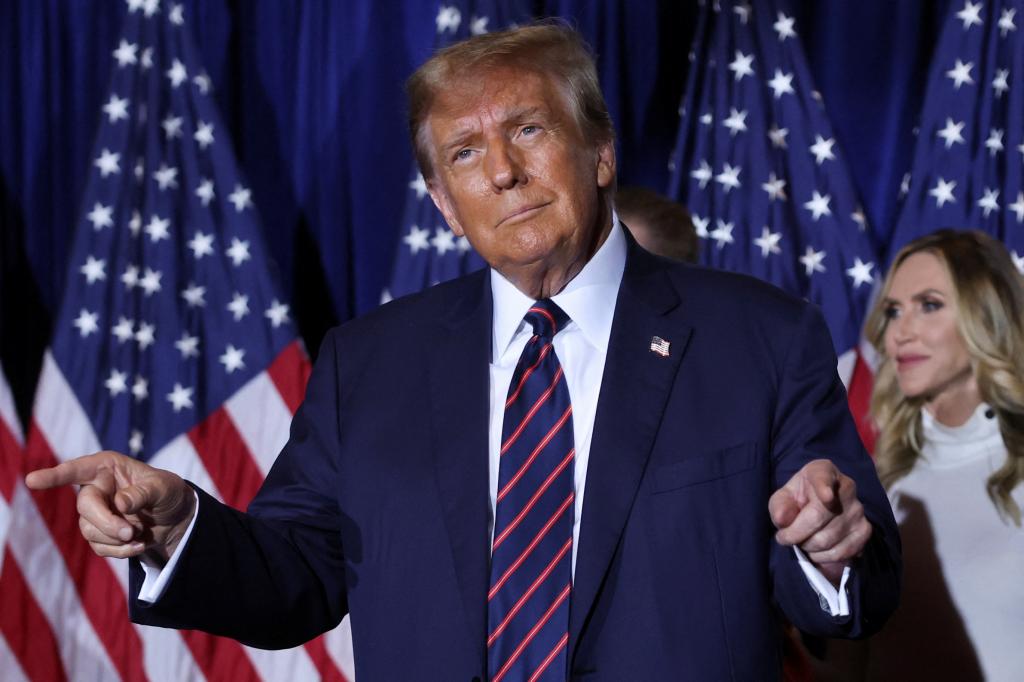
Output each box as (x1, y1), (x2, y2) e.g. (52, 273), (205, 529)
(28, 23), (900, 680)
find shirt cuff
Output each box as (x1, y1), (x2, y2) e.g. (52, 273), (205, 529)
(792, 546), (851, 617)
(137, 490), (199, 603)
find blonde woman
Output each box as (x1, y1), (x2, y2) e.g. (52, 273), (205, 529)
(857, 229), (1024, 681)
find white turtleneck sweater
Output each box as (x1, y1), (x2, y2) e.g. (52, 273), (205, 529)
(867, 403), (1024, 682)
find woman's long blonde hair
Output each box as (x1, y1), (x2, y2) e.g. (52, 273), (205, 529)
(865, 229), (1024, 525)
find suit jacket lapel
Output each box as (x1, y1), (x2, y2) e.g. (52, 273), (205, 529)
(428, 271), (493, 665)
(568, 243), (694, 659)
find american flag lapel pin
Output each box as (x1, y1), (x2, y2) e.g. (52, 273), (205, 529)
(649, 336), (670, 357)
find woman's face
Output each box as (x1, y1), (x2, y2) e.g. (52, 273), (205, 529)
(883, 251), (974, 405)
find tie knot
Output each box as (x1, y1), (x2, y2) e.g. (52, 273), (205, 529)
(525, 299), (569, 340)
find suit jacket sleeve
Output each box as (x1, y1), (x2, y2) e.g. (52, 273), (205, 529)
(129, 331), (349, 649)
(767, 303), (901, 639)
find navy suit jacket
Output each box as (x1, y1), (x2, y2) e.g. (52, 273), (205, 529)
(131, 240), (900, 680)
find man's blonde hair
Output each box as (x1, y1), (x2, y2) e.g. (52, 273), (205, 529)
(406, 22), (615, 179)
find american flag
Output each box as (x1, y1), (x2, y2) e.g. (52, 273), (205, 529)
(0, 364), (30, 680)
(383, 0), (533, 304)
(889, 0), (1024, 271)
(0, 2), (353, 680)
(666, 0), (880, 446)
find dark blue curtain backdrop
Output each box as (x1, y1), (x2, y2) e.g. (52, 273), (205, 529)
(0, 0), (946, 424)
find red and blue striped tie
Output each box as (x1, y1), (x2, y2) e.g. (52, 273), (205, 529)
(487, 299), (575, 682)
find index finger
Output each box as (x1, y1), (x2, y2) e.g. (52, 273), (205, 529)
(25, 454), (104, 490)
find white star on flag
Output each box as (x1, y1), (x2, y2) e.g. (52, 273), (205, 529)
(139, 268), (162, 296)
(809, 135), (836, 164)
(977, 188), (1000, 217)
(112, 39), (138, 67)
(761, 173), (787, 201)
(112, 316), (134, 343)
(194, 121), (214, 149)
(104, 369), (129, 397)
(984, 128), (1004, 155)
(193, 72), (211, 94)
(87, 202), (114, 230)
(992, 69), (1009, 97)
(168, 3), (184, 25)
(140, 46), (153, 70)
(187, 231), (215, 258)
(135, 322), (156, 350)
(710, 220), (734, 248)
(767, 69), (795, 98)
(403, 225), (430, 253)
(181, 283), (206, 308)
(103, 95), (130, 123)
(1009, 191), (1024, 222)
(132, 376), (148, 402)
(773, 12), (797, 40)
(128, 210), (142, 236)
(936, 118), (965, 148)
(409, 173), (428, 199)
(1012, 251), (1024, 275)
(129, 430), (144, 455)
(753, 227), (782, 257)
(691, 160), (713, 188)
(161, 115), (183, 140)
(80, 256), (107, 284)
(956, 1), (983, 30)
(733, 3), (752, 24)
(803, 191), (832, 220)
(227, 292), (250, 321)
(166, 59), (188, 88)
(94, 149), (121, 177)
(153, 164), (179, 190)
(219, 345), (246, 373)
(195, 178), (215, 206)
(142, 0), (159, 18)
(929, 177), (957, 207)
(728, 51), (755, 81)
(946, 59), (975, 88)
(845, 258), (874, 288)
(470, 15), (489, 35)
(692, 214), (710, 238)
(714, 163), (742, 192)
(121, 264), (140, 289)
(144, 215), (171, 243)
(166, 383), (194, 412)
(226, 238), (251, 266)
(799, 246), (827, 275)
(73, 309), (100, 337)
(265, 300), (290, 328)
(722, 108), (748, 135)
(767, 125), (788, 149)
(228, 184), (253, 212)
(431, 228), (456, 255)
(436, 5), (461, 33)
(175, 332), (200, 359)
(699, 112), (713, 126)
(999, 8), (1017, 36)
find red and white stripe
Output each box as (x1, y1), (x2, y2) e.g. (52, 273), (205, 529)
(0, 345), (357, 680)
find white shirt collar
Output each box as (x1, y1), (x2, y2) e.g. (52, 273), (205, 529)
(490, 214), (627, 362)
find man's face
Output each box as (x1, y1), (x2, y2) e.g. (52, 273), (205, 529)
(425, 67), (615, 291)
